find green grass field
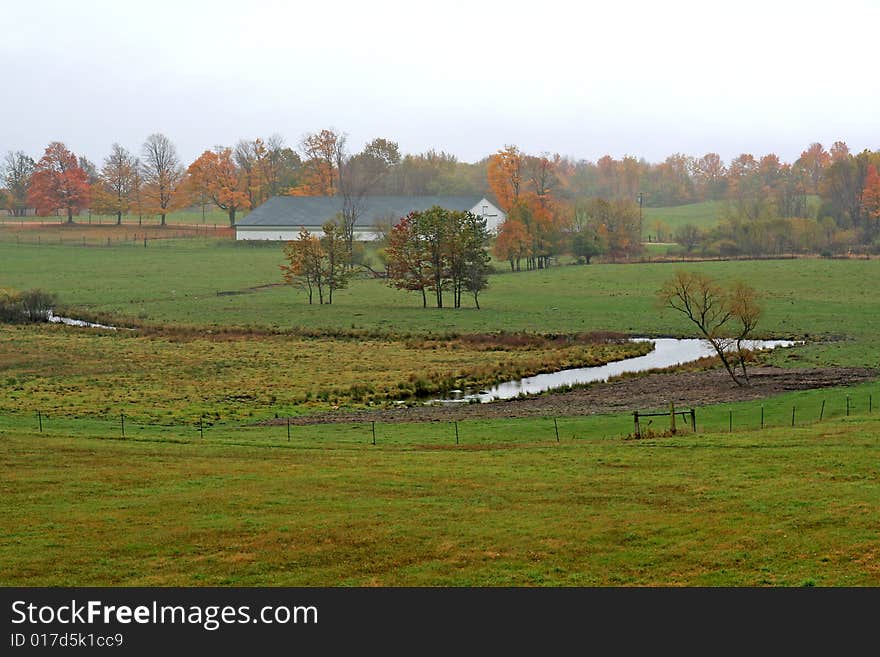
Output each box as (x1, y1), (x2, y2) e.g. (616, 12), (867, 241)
(1, 240), (876, 367)
(3, 408), (879, 586)
(642, 200), (727, 240)
(1, 237), (878, 586)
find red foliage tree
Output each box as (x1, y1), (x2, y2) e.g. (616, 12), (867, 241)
(861, 164), (880, 234)
(27, 142), (90, 223)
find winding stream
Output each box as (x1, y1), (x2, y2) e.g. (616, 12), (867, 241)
(437, 338), (797, 404)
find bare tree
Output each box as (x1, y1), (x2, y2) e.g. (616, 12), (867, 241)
(141, 133), (184, 226)
(658, 270), (762, 386)
(99, 144), (137, 224)
(3, 151), (35, 216)
(337, 137), (400, 262)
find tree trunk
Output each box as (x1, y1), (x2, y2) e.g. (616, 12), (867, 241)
(421, 287), (427, 308)
(160, 213), (166, 226)
(66, 207), (74, 224)
(229, 208), (236, 226)
(116, 211), (122, 225)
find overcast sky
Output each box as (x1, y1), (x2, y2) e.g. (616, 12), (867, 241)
(2, 0), (877, 166)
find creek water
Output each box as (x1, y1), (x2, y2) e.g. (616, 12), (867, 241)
(47, 312), (117, 330)
(437, 338), (797, 404)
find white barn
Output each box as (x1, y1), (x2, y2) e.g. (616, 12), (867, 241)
(234, 195), (506, 241)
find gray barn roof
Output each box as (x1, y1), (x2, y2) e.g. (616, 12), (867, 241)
(235, 195), (490, 228)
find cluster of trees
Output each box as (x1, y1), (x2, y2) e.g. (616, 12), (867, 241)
(489, 145), (643, 270)
(385, 207), (492, 308)
(279, 221), (350, 305)
(0, 129), (479, 227)
(1, 135), (302, 227)
(667, 146), (880, 257)
(280, 206), (492, 309)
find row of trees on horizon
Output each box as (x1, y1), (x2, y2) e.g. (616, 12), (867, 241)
(2, 131), (879, 260)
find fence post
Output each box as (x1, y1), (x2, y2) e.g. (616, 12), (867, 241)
(554, 417), (559, 442)
(670, 401), (676, 435)
(729, 410), (732, 433)
(820, 399), (825, 421)
(690, 408), (696, 432)
(846, 396), (850, 417)
(633, 411), (641, 439)
(37, 410), (42, 433)
(760, 406), (764, 430)
(791, 407), (796, 427)
(870, 394), (873, 413)
(454, 421), (460, 445)
(121, 412), (125, 438)
(287, 416), (290, 442)
(371, 421), (376, 446)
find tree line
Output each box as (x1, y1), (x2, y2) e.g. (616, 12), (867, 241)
(2, 133), (877, 257)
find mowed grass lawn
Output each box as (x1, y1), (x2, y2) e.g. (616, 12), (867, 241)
(2, 415), (879, 586)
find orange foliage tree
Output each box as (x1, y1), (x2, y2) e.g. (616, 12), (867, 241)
(187, 148), (250, 226)
(27, 142), (90, 223)
(292, 129), (343, 196)
(492, 217), (529, 271)
(487, 145), (523, 211)
(862, 164), (880, 236)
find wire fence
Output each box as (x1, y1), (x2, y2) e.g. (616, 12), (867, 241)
(5, 386), (878, 450)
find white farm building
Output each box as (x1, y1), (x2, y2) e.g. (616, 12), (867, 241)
(234, 195), (506, 241)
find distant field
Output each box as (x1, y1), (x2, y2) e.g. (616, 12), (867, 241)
(642, 200), (727, 239)
(0, 208), (237, 228)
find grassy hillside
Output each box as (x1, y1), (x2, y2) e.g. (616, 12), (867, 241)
(642, 200), (727, 239)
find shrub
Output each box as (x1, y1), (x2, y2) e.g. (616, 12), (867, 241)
(0, 288), (57, 323)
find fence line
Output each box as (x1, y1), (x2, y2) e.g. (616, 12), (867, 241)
(5, 387), (877, 450)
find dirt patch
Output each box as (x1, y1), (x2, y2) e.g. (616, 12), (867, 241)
(270, 366), (878, 426)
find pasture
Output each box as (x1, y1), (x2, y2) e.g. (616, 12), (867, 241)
(1, 232), (878, 586)
(2, 411), (879, 586)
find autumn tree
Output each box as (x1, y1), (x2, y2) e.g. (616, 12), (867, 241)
(487, 145), (524, 211)
(385, 207), (490, 309)
(141, 133), (184, 226)
(693, 153), (726, 200)
(94, 144), (137, 224)
(279, 221), (351, 305)
(3, 151), (35, 216)
(862, 164), (880, 238)
(658, 271), (762, 386)
(281, 229), (324, 304)
(797, 142), (829, 194)
(187, 148), (250, 226)
(295, 128), (343, 196)
(386, 212), (432, 307)
(27, 142), (90, 223)
(493, 217), (530, 271)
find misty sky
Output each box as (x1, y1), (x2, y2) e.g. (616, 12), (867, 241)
(2, 0), (877, 166)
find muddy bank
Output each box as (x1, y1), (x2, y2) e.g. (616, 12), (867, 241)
(270, 366), (878, 426)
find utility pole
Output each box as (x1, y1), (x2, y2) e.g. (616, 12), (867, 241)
(637, 192), (644, 242)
